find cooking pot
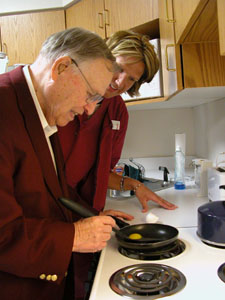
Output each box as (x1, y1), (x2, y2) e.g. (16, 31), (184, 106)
(197, 201), (225, 247)
(58, 197), (179, 250)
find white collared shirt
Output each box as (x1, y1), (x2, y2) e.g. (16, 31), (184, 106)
(23, 65), (57, 172)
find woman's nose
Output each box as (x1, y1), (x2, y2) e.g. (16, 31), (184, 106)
(84, 102), (98, 115)
(115, 72), (127, 87)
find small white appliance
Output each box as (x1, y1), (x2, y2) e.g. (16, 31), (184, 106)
(208, 167), (225, 201)
(192, 158), (213, 197)
(0, 52), (8, 74)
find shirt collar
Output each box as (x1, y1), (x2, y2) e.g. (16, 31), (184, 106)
(23, 65), (57, 138)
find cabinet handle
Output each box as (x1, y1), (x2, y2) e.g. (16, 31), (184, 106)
(165, 0), (175, 23)
(2, 43), (8, 55)
(98, 12), (104, 29)
(0, 27), (2, 52)
(104, 9), (110, 26)
(165, 44), (176, 71)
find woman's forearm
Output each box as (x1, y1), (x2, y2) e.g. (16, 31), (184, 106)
(108, 171), (141, 191)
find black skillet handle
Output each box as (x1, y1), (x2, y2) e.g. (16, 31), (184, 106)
(59, 197), (96, 218)
(58, 198), (129, 230)
(109, 215), (130, 228)
(59, 198), (135, 240)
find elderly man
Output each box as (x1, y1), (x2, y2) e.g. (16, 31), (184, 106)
(0, 27), (117, 300)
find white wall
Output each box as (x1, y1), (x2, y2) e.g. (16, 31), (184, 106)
(121, 107), (195, 158)
(194, 98), (225, 164)
(0, 0), (79, 14)
(121, 98), (225, 165)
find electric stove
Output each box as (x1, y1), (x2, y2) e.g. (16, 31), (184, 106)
(89, 181), (225, 299)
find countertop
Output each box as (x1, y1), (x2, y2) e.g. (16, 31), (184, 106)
(105, 175), (205, 229)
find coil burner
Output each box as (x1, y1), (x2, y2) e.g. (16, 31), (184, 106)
(218, 263), (225, 283)
(109, 263), (186, 299)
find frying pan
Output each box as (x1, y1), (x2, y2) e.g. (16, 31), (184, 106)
(58, 197), (179, 250)
(115, 223), (178, 250)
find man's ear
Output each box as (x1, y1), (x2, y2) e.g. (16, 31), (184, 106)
(51, 56), (71, 80)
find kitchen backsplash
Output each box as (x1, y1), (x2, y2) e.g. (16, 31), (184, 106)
(121, 107), (195, 158)
(193, 98), (225, 164)
(121, 98), (225, 166)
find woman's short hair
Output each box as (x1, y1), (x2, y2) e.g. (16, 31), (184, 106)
(40, 27), (115, 65)
(106, 30), (159, 97)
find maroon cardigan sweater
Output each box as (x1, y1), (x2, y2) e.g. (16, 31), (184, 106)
(58, 96), (129, 211)
(58, 96), (128, 300)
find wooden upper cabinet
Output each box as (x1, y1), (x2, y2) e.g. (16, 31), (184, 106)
(174, 0), (224, 56)
(104, 0), (158, 37)
(175, 0), (225, 88)
(182, 0), (218, 43)
(182, 42), (225, 88)
(66, 0), (158, 38)
(158, 0), (225, 99)
(0, 10), (65, 65)
(66, 0), (105, 38)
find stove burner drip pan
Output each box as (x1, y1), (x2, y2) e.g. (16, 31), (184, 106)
(119, 239), (185, 260)
(109, 263), (186, 299)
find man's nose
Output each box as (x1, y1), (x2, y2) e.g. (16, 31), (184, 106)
(75, 107), (85, 115)
(84, 102), (98, 115)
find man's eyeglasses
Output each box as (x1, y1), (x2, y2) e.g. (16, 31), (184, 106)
(71, 58), (103, 104)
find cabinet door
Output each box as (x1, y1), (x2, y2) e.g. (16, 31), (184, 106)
(182, 42), (225, 87)
(158, 0), (179, 97)
(173, 0), (207, 43)
(217, 0), (225, 55)
(66, 0), (105, 38)
(0, 10), (65, 65)
(179, 0), (218, 44)
(104, 0), (158, 37)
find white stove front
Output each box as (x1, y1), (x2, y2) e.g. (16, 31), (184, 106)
(89, 228), (225, 300)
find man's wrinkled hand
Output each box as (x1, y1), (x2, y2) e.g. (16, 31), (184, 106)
(72, 216), (115, 253)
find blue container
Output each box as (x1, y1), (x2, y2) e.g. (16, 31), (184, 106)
(174, 147), (186, 190)
(174, 182), (186, 190)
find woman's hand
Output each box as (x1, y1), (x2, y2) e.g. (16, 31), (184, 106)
(135, 184), (178, 213)
(107, 172), (177, 213)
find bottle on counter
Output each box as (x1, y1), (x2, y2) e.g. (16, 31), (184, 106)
(174, 146), (186, 190)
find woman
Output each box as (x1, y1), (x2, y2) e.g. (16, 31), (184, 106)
(58, 30), (177, 300)
(58, 30), (176, 213)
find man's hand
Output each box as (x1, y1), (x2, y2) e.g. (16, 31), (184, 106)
(72, 216), (115, 253)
